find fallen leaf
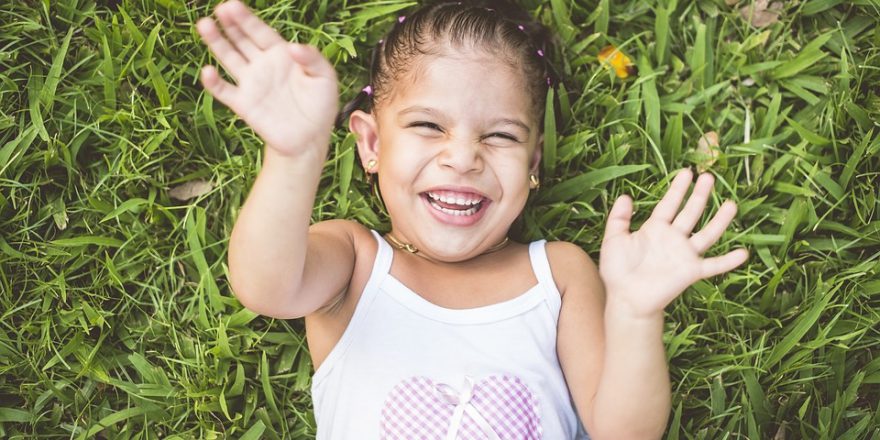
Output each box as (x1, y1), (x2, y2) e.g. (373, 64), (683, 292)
(51, 198), (68, 230)
(53, 211), (68, 230)
(169, 180), (213, 201)
(773, 421), (787, 440)
(695, 131), (720, 172)
(598, 45), (637, 79)
(740, 0), (782, 28)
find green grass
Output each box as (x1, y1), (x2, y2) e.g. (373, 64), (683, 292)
(1, 0), (878, 438)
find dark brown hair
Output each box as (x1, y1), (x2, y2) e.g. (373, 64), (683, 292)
(334, 0), (563, 133)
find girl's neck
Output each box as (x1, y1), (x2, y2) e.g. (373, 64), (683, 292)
(384, 231), (512, 266)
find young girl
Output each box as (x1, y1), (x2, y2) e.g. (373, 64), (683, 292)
(196, 0), (749, 438)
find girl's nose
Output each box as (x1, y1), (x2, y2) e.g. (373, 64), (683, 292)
(437, 140), (483, 174)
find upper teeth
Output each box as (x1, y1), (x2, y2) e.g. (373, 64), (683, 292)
(427, 192), (482, 206)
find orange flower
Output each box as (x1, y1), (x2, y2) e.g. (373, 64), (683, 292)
(598, 45), (637, 79)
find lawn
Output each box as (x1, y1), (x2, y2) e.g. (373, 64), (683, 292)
(0, 0), (878, 438)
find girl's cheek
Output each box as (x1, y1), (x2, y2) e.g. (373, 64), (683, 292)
(390, 143), (436, 170)
(486, 149), (532, 170)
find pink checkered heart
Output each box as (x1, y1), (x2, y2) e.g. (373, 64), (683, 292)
(380, 374), (543, 439)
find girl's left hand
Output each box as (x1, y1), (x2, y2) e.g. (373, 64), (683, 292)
(598, 168), (749, 319)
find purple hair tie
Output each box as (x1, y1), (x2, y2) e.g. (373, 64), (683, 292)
(362, 85), (373, 96)
(398, 15), (406, 23)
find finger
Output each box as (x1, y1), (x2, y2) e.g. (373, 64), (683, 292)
(197, 18), (247, 79)
(288, 43), (337, 79)
(226, 0), (286, 50)
(603, 195), (633, 241)
(690, 200), (737, 253)
(649, 168), (693, 223)
(215, 3), (261, 60)
(699, 248), (749, 278)
(200, 65), (239, 110)
(671, 172), (714, 233)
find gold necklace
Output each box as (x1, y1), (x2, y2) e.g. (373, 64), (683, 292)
(384, 233), (510, 257)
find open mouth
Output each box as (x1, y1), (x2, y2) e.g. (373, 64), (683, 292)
(421, 191), (488, 217)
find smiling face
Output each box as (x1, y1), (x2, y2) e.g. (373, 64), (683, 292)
(349, 48), (543, 262)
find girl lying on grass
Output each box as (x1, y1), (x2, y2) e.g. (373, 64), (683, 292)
(196, 0), (749, 438)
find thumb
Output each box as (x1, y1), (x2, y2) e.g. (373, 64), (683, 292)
(288, 43), (337, 79)
(604, 195), (633, 240)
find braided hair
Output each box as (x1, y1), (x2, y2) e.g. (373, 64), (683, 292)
(334, 0), (563, 134)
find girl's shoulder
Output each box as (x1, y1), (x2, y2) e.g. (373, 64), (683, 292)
(309, 219), (379, 273)
(306, 219), (377, 314)
(311, 218), (378, 262)
(542, 240), (602, 300)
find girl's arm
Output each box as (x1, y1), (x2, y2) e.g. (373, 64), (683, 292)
(197, 1), (352, 318)
(557, 168), (748, 439)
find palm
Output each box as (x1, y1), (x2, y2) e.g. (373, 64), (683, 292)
(233, 45), (336, 149)
(601, 219), (704, 312)
(196, 0), (339, 156)
(599, 169), (749, 318)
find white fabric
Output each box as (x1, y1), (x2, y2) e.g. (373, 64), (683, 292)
(311, 230), (591, 439)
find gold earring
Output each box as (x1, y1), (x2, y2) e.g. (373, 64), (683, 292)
(365, 159), (377, 185)
(529, 174), (540, 189)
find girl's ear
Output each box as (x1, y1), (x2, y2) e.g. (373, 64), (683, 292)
(349, 110), (380, 170)
(529, 134), (543, 175)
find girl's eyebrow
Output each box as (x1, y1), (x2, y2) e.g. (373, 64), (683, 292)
(398, 105), (531, 135)
(398, 106), (445, 119)
(494, 118), (531, 136)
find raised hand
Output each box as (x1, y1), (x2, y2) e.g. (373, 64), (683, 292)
(196, 0), (339, 157)
(598, 168), (749, 319)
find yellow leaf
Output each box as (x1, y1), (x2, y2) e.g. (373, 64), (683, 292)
(598, 45), (637, 79)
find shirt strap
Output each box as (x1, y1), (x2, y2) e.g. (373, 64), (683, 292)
(369, 230), (394, 276)
(311, 230), (393, 387)
(528, 240), (563, 318)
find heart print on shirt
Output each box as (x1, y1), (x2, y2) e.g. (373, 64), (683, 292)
(380, 374), (543, 439)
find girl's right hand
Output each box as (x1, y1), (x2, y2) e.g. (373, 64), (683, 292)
(196, 0), (339, 158)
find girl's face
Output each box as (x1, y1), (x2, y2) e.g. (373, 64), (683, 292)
(350, 50), (542, 262)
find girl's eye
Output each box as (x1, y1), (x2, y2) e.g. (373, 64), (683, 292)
(490, 133), (519, 142)
(410, 122), (442, 131)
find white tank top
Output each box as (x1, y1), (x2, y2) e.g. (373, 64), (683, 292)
(311, 230), (591, 439)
